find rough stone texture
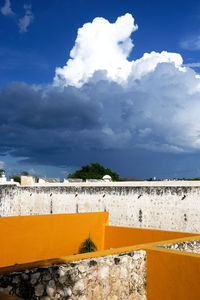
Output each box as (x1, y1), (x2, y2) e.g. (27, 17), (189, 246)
(2, 182), (200, 232)
(161, 239), (200, 253)
(0, 184), (19, 217)
(0, 250), (146, 300)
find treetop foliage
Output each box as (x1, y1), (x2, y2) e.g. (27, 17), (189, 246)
(9, 171), (29, 183)
(67, 162), (119, 181)
(21, 171), (29, 176)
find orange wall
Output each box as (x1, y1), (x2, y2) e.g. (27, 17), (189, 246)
(104, 225), (196, 249)
(0, 292), (22, 299)
(146, 248), (200, 300)
(0, 212), (108, 268)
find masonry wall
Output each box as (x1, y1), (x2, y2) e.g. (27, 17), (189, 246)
(162, 239), (200, 253)
(1, 182), (200, 232)
(0, 250), (146, 300)
(0, 185), (19, 217)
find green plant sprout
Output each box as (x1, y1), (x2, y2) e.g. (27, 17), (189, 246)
(79, 233), (97, 253)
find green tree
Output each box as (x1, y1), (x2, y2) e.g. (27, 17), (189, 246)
(0, 169), (5, 175)
(10, 175), (21, 183)
(10, 171), (29, 183)
(21, 171), (29, 176)
(146, 177), (153, 181)
(79, 234), (97, 253)
(68, 163), (119, 181)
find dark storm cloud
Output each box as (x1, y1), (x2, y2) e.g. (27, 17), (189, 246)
(0, 81), (104, 165)
(0, 82), (101, 130)
(0, 76), (134, 167)
(1, 61), (200, 167)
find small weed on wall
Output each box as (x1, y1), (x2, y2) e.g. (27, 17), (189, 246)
(79, 234), (97, 253)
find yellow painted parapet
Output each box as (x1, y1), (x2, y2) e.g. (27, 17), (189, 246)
(0, 212), (199, 275)
(146, 247), (200, 300)
(0, 212), (108, 268)
(1, 212), (200, 300)
(104, 225), (197, 249)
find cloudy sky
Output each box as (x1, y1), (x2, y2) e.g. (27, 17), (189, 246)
(1, 0), (200, 179)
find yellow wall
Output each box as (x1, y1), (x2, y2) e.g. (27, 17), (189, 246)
(0, 292), (22, 299)
(104, 225), (196, 249)
(146, 247), (200, 300)
(2, 211), (200, 300)
(0, 212), (108, 268)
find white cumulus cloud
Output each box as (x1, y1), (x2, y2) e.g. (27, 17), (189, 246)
(1, 0), (14, 16)
(52, 13), (200, 154)
(54, 13), (138, 87)
(18, 4), (34, 33)
(54, 13), (184, 88)
(129, 50), (183, 82)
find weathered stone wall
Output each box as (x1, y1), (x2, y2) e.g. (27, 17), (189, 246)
(0, 184), (19, 217)
(162, 239), (200, 253)
(1, 182), (200, 232)
(0, 250), (146, 300)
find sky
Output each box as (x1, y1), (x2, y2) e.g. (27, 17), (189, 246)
(1, 0), (200, 179)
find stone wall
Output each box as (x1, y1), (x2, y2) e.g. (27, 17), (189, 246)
(1, 182), (200, 232)
(0, 184), (19, 217)
(0, 250), (146, 300)
(161, 239), (200, 253)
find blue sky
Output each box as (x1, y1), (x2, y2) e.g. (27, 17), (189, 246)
(1, 0), (200, 179)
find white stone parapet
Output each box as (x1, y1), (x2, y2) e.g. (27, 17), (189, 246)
(2, 180), (200, 232)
